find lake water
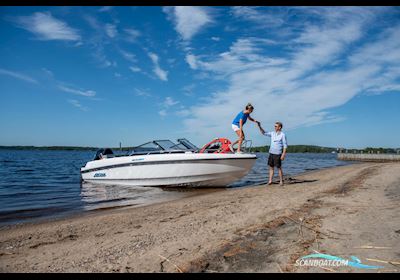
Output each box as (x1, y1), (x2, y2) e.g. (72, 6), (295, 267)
(0, 150), (353, 226)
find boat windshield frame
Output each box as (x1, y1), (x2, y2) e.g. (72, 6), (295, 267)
(153, 140), (178, 150)
(177, 138), (199, 151)
(129, 139), (198, 156)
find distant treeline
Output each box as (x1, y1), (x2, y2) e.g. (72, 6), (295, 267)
(0, 146), (141, 152)
(1, 145), (334, 153)
(0, 146), (99, 151)
(250, 146), (400, 154)
(1, 145), (399, 154)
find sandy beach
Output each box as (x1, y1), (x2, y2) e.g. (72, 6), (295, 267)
(1, 162), (399, 273)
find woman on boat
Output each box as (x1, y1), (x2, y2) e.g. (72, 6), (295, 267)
(231, 103), (260, 153)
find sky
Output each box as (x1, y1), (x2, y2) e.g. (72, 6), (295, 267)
(0, 6), (399, 149)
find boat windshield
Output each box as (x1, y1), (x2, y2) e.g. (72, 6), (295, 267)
(177, 138), (198, 150)
(154, 140), (177, 150)
(129, 139), (197, 155)
(169, 143), (189, 150)
(131, 141), (161, 153)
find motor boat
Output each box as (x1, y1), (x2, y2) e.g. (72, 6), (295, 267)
(80, 138), (256, 187)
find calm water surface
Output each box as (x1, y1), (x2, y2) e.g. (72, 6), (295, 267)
(0, 150), (353, 226)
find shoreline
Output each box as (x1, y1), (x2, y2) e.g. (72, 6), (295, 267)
(1, 162), (399, 272)
(0, 161), (356, 229)
(0, 187), (225, 231)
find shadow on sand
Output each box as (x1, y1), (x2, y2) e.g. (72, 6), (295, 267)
(253, 177), (318, 186)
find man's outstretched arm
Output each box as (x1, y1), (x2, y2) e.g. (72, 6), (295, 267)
(259, 125), (271, 137)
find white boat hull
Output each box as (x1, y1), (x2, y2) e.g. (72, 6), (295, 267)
(81, 153), (256, 187)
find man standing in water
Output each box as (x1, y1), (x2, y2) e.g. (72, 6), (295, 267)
(258, 122), (288, 186)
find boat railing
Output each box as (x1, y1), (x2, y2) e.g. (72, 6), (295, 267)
(241, 140), (253, 153)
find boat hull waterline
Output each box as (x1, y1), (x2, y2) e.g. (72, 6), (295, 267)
(81, 153), (257, 187)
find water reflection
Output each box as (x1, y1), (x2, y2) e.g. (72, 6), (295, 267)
(80, 181), (221, 211)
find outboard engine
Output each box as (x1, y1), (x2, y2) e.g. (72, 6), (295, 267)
(199, 138), (233, 154)
(93, 148), (114, 160)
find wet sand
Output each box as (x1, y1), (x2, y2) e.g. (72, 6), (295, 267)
(1, 162), (399, 272)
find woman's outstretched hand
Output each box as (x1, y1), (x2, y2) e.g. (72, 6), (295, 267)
(255, 121), (265, 134)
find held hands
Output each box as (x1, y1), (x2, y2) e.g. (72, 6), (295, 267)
(255, 121), (265, 134)
(258, 124), (265, 135)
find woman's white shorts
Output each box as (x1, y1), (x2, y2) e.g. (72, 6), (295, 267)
(232, 124), (240, 132)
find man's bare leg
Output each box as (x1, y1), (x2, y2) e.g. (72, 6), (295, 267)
(268, 166), (274, 185)
(278, 168), (284, 186)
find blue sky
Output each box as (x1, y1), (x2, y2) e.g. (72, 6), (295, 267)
(0, 6), (399, 148)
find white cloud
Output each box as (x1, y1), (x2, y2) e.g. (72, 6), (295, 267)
(164, 96), (179, 107)
(134, 88), (151, 97)
(154, 66), (168, 81)
(148, 52), (168, 81)
(41, 68), (54, 78)
(181, 9), (400, 144)
(182, 84), (196, 96)
(349, 25), (400, 66)
(58, 85), (96, 97)
(91, 43), (117, 68)
(68, 99), (88, 111)
(185, 54), (198, 70)
(148, 53), (159, 64)
(290, 20), (365, 74)
(119, 49), (136, 62)
(157, 97), (180, 118)
(13, 12), (81, 41)
(129, 66), (141, 73)
(366, 84), (400, 95)
(83, 15), (120, 68)
(176, 109), (190, 117)
(163, 6), (212, 40)
(231, 6), (285, 28)
(105, 23), (117, 38)
(185, 38), (288, 77)
(98, 6), (112, 13)
(124, 28), (141, 42)
(0, 68), (39, 84)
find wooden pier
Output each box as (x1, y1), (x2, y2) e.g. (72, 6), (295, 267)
(338, 153), (400, 162)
